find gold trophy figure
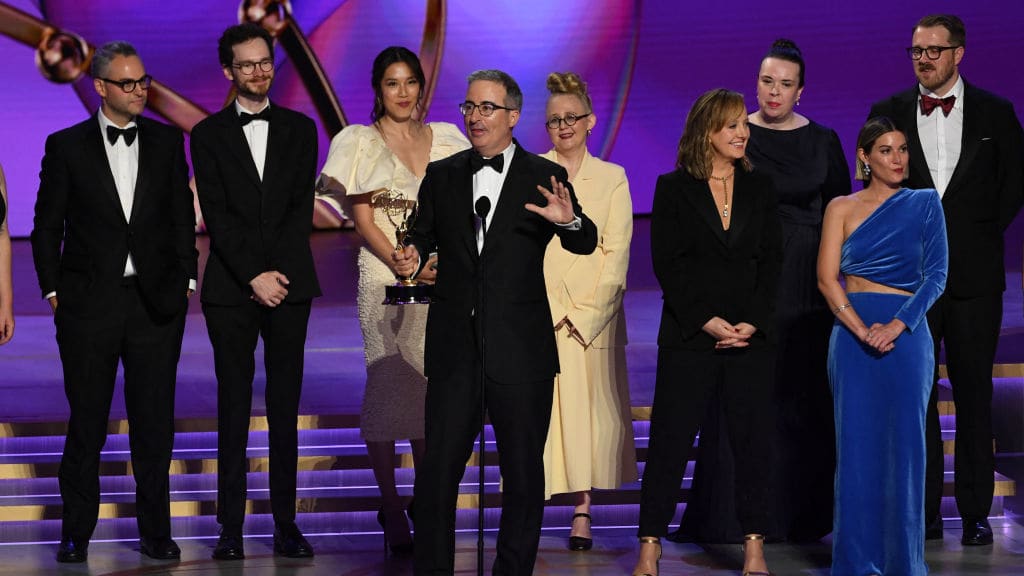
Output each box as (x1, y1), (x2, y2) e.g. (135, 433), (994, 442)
(377, 190), (433, 305)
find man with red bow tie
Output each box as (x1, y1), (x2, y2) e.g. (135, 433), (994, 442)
(870, 13), (1024, 547)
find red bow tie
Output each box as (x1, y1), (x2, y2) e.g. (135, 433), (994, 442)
(920, 93), (956, 117)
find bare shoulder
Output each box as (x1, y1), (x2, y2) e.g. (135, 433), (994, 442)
(824, 193), (857, 216)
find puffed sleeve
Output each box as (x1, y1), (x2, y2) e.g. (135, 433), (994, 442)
(894, 190), (948, 332)
(318, 125), (394, 213)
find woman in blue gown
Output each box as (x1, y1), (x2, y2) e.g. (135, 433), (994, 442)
(817, 116), (947, 575)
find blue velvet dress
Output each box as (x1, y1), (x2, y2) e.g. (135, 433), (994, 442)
(829, 188), (947, 576)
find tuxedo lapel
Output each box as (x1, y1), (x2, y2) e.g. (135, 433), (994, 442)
(218, 108), (265, 191)
(685, 178), (728, 246)
(945, 84), (982, 200)
(261, 105), (291, 192)
(727, 170), (753, 244)
(453, 153), (479, 260)
(484, 147), (527, 255)
(902, 90), (936, 190)
(84, 118), (126, 224)
(129, 119), (154, 223)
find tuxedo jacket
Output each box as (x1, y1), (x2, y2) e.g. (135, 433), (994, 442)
(406, 141), (598, 384)
(651, 167), (782, 351)
(869, 82), (1024, 298)
(190, 103), (321, 304)
(31, 114), (197, 319)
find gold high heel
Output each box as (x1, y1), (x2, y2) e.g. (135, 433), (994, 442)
(742, 534), (772, 576)
(631, 536), (661, 576)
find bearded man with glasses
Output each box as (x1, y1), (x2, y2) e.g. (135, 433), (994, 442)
(31, 40), (197, 564)
(190, 23), (321, 561)
(869, 13), (1024, 547)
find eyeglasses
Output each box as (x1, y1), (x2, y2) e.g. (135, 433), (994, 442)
(100, 75), (152, 93)
(459, 101), (516, 117)
(545, 113), (591, 130)
(906, 45), (960, 60)
(232, 59), (274, 75)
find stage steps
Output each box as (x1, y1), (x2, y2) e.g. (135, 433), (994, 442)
(0, 390), (1015, 537)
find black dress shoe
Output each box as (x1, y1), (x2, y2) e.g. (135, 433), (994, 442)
(568, 512), (593, 551)
(961, 518), (993, 546)
(924, 516), (944, 540)
(212, 534), (245, 560)
(56, 538), (88, 563)
(140, 537), (181, 560)
(274, 524), (314, 558)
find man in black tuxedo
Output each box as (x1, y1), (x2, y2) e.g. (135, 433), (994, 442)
(31, 41), (197, 563)
(869, 13), (1024, 546)
(190, 23), (320, 560)
(395, 69), (597, 575)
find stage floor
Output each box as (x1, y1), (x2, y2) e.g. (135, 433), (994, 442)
(3, 221), (1024, 574)
(1, 525), (1024, 575)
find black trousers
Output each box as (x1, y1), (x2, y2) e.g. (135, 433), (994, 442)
(203, 300), (311, 534)
(925, 292), (1001, 523)
(57, 280), (186, 542)
(413, 348), (554, 576)
(638, 346), (774, 537)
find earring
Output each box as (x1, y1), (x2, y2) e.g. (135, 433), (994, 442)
(863, 164), (871, 177)
(587, 129), (592, 136)
(796, 98), (801, 106)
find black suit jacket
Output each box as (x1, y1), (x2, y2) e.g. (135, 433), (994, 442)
(869, 82), (1024, 298)
(651, 168), (782, 350)
(405, 141), (598, 384)
(190, 103), (321, 304)
(31, 114), (197, 319)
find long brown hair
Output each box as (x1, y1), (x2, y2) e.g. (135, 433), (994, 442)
(676, 88), (751, 179)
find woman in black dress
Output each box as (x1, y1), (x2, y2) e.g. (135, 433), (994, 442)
(677, 39), (850, 544)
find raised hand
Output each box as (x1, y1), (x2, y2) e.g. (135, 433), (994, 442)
(526, 175), (576, 225)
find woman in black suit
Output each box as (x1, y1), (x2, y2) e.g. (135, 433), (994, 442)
(632, 88), (782, 576)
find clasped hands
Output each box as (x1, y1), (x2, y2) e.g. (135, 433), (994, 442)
(703, 316), (757, 349)
(859, 319), (904, 354)
(250, 271), (289, 307)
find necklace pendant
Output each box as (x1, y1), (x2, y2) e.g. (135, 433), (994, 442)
(722, 207), (729, 218)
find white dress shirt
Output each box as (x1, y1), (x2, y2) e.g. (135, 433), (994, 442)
(473, 143), (516, 252)
(97, 109), (139, 277)
(917, 75), (964, 198)
(235, 99), (270, 180)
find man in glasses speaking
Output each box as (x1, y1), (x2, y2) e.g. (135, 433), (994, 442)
(394, 69), (597, 575)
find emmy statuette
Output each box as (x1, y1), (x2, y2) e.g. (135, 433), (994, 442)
(377, 190), (433, 305)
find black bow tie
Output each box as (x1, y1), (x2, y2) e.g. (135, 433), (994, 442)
(106, 125), (138, 146)
(920, 93), (956, 117)
(469, 152), (504, 174)
(239, 108), (272, 125)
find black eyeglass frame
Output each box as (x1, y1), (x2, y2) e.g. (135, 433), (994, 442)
(906, 45), (960, 61)
(231, 59), (275, 75)
(100, 74), (153, 93)
(545, 113), (592, 130)
(458, 101), (517, 117)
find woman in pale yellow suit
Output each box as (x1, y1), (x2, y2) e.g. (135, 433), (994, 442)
(540, 72), (637, 551)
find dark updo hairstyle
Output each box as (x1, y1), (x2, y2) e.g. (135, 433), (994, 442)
(370, 46), (426, 123)
(763, 38), (805, 88)
(546, 71), (593, 113)
(855, 116), (903, 182)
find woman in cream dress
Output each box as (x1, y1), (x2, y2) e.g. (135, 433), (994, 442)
(540, 72), (637, 551)
(319, 46), (468, 554)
